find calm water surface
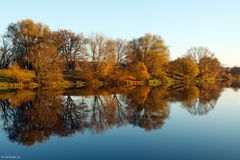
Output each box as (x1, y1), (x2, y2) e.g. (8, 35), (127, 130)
(0, 86), (240, 160)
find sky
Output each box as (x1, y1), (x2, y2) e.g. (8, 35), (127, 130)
(0, 0), (239, 66)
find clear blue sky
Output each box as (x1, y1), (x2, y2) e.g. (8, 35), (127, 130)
(0, 0), (239, 66)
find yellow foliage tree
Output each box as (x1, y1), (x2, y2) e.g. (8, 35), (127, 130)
(168, 57), (199, 78)
(7, 19), (49, 67)
(129, 62), (150, 81)
(128, 33), (169, 79)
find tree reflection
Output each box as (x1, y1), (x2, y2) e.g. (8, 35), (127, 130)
(0, 99), (16, 130)
(0, 90), (35, 107)
(170, 83), (223, 115)
(88, 92), (128, 133)
(58, 95), (89, 136)
(189, 83), (223, 115)
(1, 89), (63, 146)
(111, 94), (128, 127)
(0, 83), (225, 146)
(169, 84), (200, 107)
(127, 86), (169, 131)
(230, 81), (240, 92)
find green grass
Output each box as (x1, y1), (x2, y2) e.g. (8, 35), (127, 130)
(0, 88), (16, 94)
(148, 79), (161, 87)
(0, 77), (15, 83)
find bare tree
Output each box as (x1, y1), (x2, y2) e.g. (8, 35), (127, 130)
(115, 39), (128, 65)
(88, 33), (116, 76)
(186, 47), (214, 64)
(88, 33), (106, 64)
(186, 47), (222, 79)
(56, 30), (88, 71)
(0, 34), (14, 68)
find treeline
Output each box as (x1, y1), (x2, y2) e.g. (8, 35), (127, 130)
(0, 19), (233, 86)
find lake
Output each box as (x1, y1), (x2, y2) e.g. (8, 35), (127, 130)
(0, 84), (240, 160)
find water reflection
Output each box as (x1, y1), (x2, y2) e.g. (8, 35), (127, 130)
(127, 86), (169, 131)
(0, 83), (229, 146)
(169, 83), (224, 115)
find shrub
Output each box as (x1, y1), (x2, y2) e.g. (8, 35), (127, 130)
(0, 64), (36, 83)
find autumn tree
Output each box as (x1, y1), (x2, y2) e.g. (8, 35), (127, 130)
(186, 47), (222, 80)
(88, 33), (116, 77)
(230, 66), (240, 77)
(104, 38), (129, 82)
(168, 57), (199, 79)
(128, 33), (169, 79)
(199, 56), (222, 80)
(6, 19), (49, 68)
(129, 62), (150, 81)
(27, 33), (63, 83)
(56, 30), (88, 71)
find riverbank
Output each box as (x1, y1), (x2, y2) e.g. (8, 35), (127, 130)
(0, 66), (235, 90)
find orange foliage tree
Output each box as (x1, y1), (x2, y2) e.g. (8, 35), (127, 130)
(28, 33), (63, 83)
(129, 62), (150, 81)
